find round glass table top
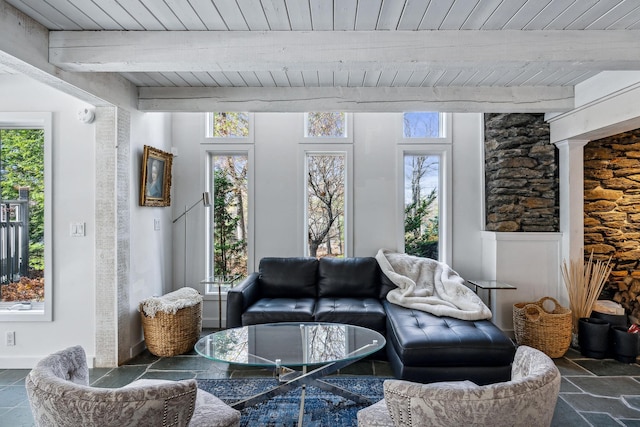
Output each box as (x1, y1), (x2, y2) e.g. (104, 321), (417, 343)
(195, 322), (385, 367)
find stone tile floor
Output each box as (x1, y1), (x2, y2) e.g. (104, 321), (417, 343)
(2, 338), (640, 426)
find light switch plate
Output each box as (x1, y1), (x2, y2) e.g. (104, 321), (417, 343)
(70, 222), (85, 237)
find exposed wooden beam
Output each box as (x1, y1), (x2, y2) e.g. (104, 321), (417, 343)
(50, 30), (640, 73)
(138, 86), (574, 113)
(0, 0), (136, 109)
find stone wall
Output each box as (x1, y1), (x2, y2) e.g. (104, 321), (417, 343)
(484, 113), (559, 232)
(584, 128), (640, 318)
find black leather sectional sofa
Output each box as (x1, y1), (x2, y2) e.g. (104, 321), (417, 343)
(227, 256), (516, 385)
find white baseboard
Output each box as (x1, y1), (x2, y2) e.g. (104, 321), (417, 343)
(0, 352), (97, 369)
(0, 355), (43, 369)
(131, 339), (147, 359)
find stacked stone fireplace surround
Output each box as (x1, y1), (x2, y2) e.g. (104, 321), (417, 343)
(584, 128), (640, 320)
(484, 115), (640, 320)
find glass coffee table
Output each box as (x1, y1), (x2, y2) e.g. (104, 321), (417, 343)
(195, 322), (385, 424)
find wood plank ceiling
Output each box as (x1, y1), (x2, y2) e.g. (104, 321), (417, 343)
(4, 0), (640, 112)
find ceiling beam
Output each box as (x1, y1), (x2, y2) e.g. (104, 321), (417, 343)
(0, 0), (136, 109)
(50, 30), (640, 73)
(138, 86), (574, 113)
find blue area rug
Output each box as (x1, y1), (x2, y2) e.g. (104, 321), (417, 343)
(197, 376), (388, 427)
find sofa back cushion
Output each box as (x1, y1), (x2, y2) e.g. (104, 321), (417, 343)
(318, 257), (380, 298)
(259, 257), (318, 298)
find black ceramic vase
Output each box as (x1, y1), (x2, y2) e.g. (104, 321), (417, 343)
(610, 326), (639, 363)
(579, 317), (610, 359)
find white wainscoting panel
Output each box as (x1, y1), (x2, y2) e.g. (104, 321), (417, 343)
(480, 232), (564, 333)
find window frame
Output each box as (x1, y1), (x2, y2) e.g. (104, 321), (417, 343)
(205, 112), (255, 143)
(204, 145), (254, 294)
(302, 113), (354, 143)
(397, 143), (452, 266)
(0, 112), (52, 322)
(300, 144), (353, 258)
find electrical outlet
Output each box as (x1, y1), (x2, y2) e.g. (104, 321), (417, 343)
(154, 218), (161, 231)
(6, 331), (15, 346)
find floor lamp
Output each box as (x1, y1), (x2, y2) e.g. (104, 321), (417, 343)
(172, 192), (211, 287)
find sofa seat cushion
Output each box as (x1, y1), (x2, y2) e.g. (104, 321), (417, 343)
(384, 301), (515, 367)
(242, 298), (315, 325)
(314, 298), (386, 333)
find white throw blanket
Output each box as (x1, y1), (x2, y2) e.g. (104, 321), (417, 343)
(139, 287), (203, 317)
(375, 249), (491, 321)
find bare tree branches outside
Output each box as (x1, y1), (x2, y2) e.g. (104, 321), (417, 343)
(402, 112), (442, 260)
(403, 112), (440, 138)
(307, 153), (345, 258)
(306, 112), (346, 138)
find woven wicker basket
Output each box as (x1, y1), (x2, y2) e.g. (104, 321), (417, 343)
(513, 296), (572, 358)
(140, 301), (202, 357)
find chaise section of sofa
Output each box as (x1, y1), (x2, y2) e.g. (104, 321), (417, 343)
(384, 300), (515, 385)
(226, 256), (516, 384)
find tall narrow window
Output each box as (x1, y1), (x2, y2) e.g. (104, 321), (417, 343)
(212, 154), (248, 279)
(404, 154), (440, 260)
(0, 127), (47, 313)
(305, 153), (346, 258)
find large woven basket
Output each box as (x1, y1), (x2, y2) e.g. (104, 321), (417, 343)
(513, 296), (572, 358)
(140, 300), (202, 357)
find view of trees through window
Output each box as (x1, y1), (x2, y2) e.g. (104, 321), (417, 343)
(212, 154), (248, 279)
(306, 153), (345, 258)
(0, 129), (45, 302)
(212, 112), (249, 138)
(404, 154), (440, 260)
(403, 112), (440, 138)
(306, 112), (346, 138)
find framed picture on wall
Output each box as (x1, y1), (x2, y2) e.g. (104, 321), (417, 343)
(140, 145), (173, 207)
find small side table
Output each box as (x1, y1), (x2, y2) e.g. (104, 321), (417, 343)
(466, 279), (517, 308)
(201, 275), (241, 329)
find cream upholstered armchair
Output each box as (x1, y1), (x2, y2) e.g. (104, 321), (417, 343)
(358, 345), (561, 427)
(25, 345), (240, 427)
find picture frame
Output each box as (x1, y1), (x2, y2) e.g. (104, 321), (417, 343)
(140, 145), (173, 207)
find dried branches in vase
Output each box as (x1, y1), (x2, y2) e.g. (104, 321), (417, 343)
(562, 251), (613, 334)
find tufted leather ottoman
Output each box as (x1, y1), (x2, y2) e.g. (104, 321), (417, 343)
(384, 300), (516, 385)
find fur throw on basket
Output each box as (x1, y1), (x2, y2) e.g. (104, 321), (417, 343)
(139, 287), (203, 317)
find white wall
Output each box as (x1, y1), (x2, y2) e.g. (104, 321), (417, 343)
(0, 74), (174, 368)
(481, 232), (563, 331)
(0, 75), (96, 367)
(451, 113), (485, 279)
(128, 110), (173, 354)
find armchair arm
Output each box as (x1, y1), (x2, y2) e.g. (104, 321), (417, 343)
(383, 351), (560, 427)
(32, 345), (89, 386)
(383, 379), (476, 427)
(226, 272), (261, 328)
(27, 373), (198, 427)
